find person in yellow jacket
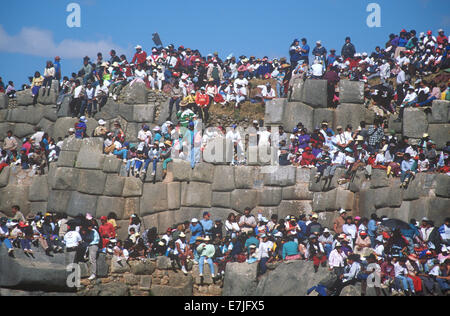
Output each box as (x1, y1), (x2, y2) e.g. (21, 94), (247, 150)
(31, 71), (44, 105)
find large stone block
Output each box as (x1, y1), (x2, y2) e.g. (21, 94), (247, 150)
(66, 192), (98, 218)
(403, 108), (428, 139)
(77, 169), (107, 195)
(0, 94), (7, 109)
(133, 104), (156, 123)
(140, 183), (168, 216)
(374, 187), (403, 209)
(282, 183), (313, 200)
(51, 167), (79, 191)
(57, 151), (77, 168)
(388, 114), (402, 134)
(257, 187), (282, 206)
(53, 117), (78, 140)
(230, 189), (257, 212)
(123, 81), (148, 105)
(122, 177), (143, 197)
(359, 189), (377, 218)
(265, 99), (286, 125)
(290, 78), (305, 102)
(335, 189), (355, 211)
(263, 166), (296, 187)
(173, 208), (203, 226)
(403, 172), (431, 201)
(7, 106), (44, 125)
(427, 124), (450, 150)
(277, 200), (312, 220)
(96, 196), (125, 220)
(301, 79), (328, 108)
(339, 80), (364, 104)
(56, 95), (72, 118)
(167, 159), (191, 182)
(13, 123), (35, 138)
(47, 190), (72, 213)
(28, 175), (49, 202)
(30, 202), (48, 214)
(335, 103), (366, 131)
(103, 174), (125, 197)
(222, 262), (258, 296)
(0, 166), (10, 188)
(234, 166), (257, 189)
(123, 198), (140, 219)
(167, 182), (181, 210)
(190, 163), (215, 183)
(212, 165), (235, 192)
(102, 156), (122, 174)
(313, 108), (335, 130)
(296, 168), (311, 183)
(37, 118), (54, 136)
(428, 198), (450, 225)
(16, 90), (34, 106)
(370, 169), (389, 189)
(428, 100), (449, 124)
(435, 174), (450, 198)
(75, 151), (104, 170)
(43, 106), (58, 122)
(0, 185), (30, 217)
(37, 80), (58, 105)
(283, 102), (314, 133)
(312, 189), (337, 212)
(61, 137), (82, 152)
(181, 182), (212, 208)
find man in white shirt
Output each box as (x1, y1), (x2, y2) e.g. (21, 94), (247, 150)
(30, 127), (45, 147)
(257, 234), (273, 276)
(311, 60), (324, 79)
(234, 73), (249, 90)
(64, 226), (83, 263)
(394, 258), (415, 295)
(328, 242), (347, 276)
(226, 125), (244, 164)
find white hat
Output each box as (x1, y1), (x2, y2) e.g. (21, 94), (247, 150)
(253, 120), (258, 124)
(80, 116), (87, 123)
(135, 45), (142, 49)
(362, 52), (368, 56)
(68, 128), (75, 133)
(339, 208), (347, 214)
(153, 126), (161, 132)
(159, 143), (165, 148)
(98, 119), (106, 125)
(335, 242), (342, 247)
(316, 40), (321, 44)
(438, 29), (444, 33)
(323, 228), (330, 233)
(165, 121), (173, 126)
(191, 218), (198, 223)
(249, 245), (257, 249)
(179, 232), (186, 238)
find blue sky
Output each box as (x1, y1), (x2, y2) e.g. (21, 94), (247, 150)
(0, 0), (449, 87)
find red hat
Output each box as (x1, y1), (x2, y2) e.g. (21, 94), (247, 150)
(427, 30), (432, 35)
(100, 216), (107, 221)
(401, 29), (407, 33)
(19, 222), (27, 228)
(305, 147), (311, 151)
(382, 232), (391, 239)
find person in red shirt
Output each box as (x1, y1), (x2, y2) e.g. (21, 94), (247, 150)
(99, 216), (116, 249)
(131, 45), (147, 68)
(195, 87), (210, 123)
(437, 29), (448, 46)
(300, 147), (316, 166)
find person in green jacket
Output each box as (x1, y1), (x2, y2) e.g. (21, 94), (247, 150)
(196, 236), (216, 278)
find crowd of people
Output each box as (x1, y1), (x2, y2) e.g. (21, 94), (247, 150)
(0, 28), (449, 295)
(1, 204), (449, 295)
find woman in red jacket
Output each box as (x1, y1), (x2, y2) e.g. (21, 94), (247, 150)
(300, 147), (316, 167)
(195, 87), (210, 123)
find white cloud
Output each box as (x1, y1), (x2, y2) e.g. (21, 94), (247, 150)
(0, 25), (127, 59)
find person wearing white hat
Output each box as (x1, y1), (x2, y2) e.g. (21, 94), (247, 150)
(131, 45), (147, 68)
(93, 119), (108, 137)
(189, 218), (202, 245)
(328, 241), (347, 276)
(174, 231), (192, 274)
(319, 228), (334, 257)
(196, 235), (216, 279)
